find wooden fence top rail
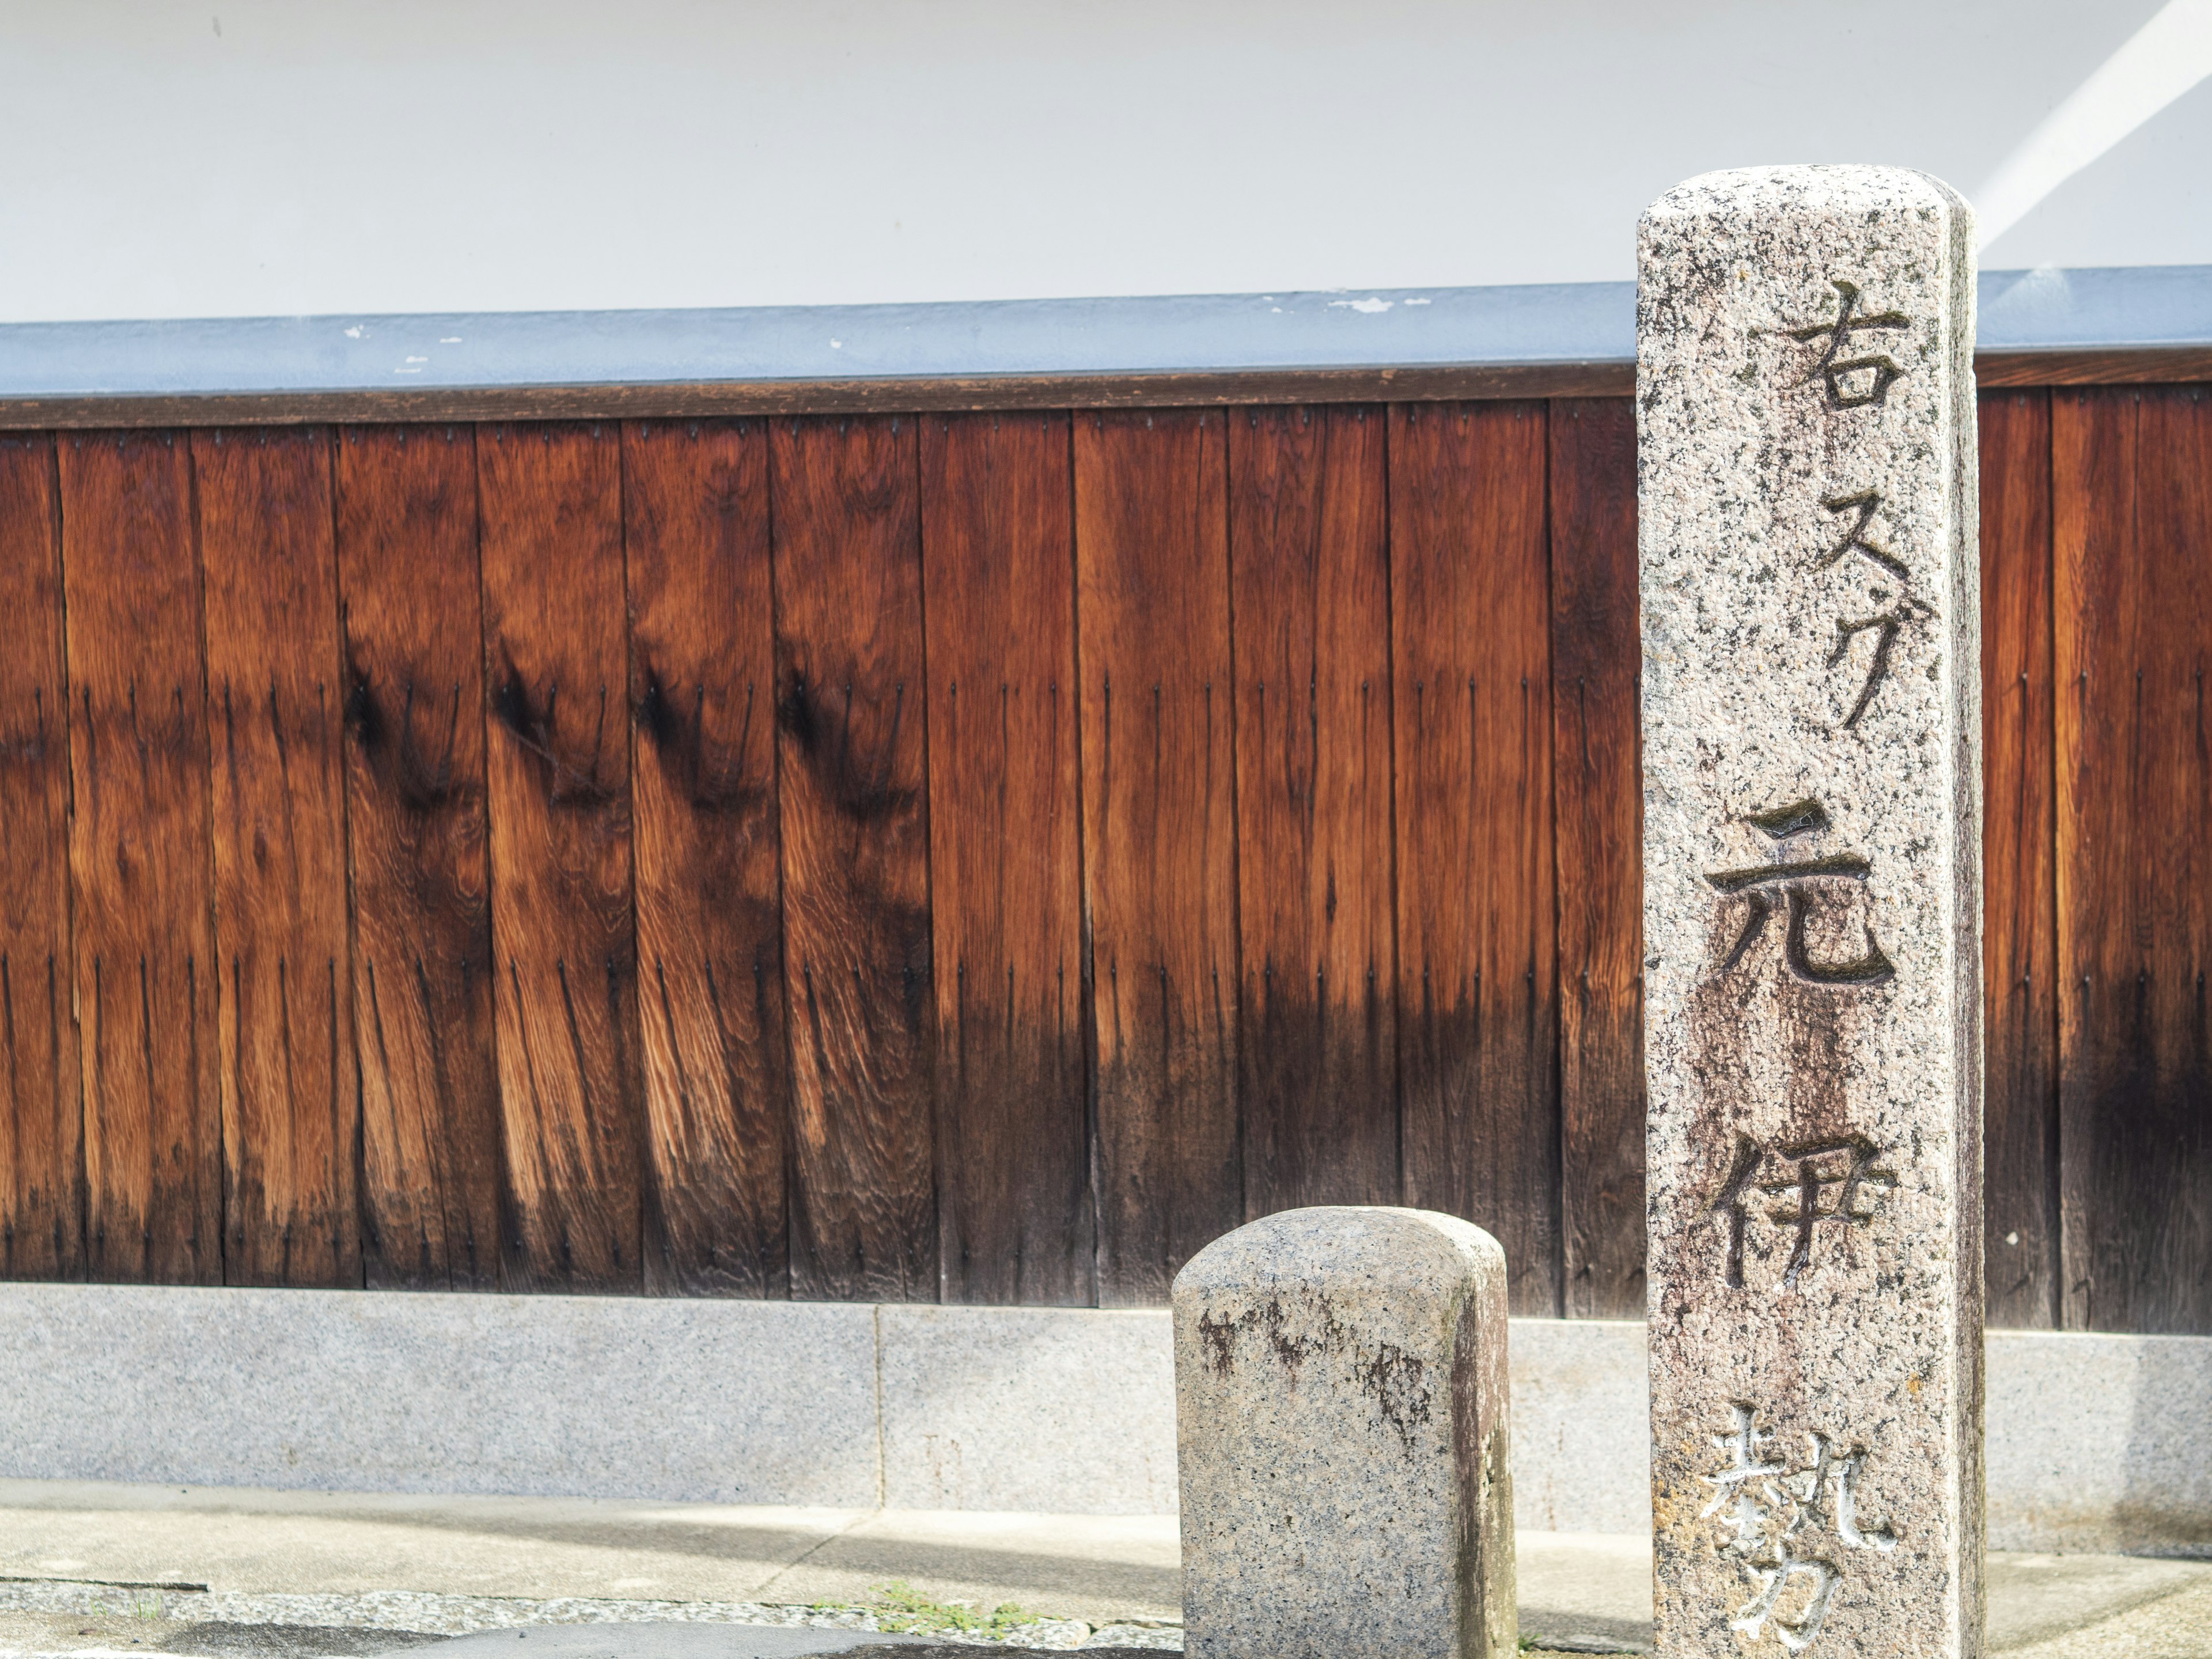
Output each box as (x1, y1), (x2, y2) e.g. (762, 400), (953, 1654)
(3, 266), (2209, 427)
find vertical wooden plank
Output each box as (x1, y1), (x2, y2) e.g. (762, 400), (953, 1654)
(60, 431), (221, 1283)
(2055, 385), (2212, 1334)
(1547, 397), (1643, 1319)
(195, 427), (358, 1287)
(478, 421), (645, 1293)
(1076, 408), (1239, 1305)
(626, 418), (790, 1297)
(1228, 404), (1396, 1217)
(0, 435), (81, 1279)
(1980, 389), (2059, 1330)
(922, 412), (1090, 1304)
(771, 415), (935, 1301)
(336, 425), (504, 1290)
(1391, 400), (1559, 1316)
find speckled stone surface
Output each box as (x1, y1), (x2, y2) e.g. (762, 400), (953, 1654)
(1171, 1207), (1512, 1659)
(1637, 168), (1984, 1656)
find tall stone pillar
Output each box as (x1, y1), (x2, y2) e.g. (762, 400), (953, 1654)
(1638, 168), (1983, 1656)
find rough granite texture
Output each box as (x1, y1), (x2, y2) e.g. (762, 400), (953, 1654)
(1638, 168), (1984, 1656)
(1172, 1207), (1513, 1659)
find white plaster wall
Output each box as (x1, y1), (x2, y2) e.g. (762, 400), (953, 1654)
(2, 0), (2207, 323)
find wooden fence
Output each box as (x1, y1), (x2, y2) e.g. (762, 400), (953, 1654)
(0, 385), (2203, 1331)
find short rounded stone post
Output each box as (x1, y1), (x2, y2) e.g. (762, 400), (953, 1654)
(1172, 1206), (1514, 1659)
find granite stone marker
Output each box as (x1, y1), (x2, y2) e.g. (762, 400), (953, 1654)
(1638, 167), (1984, 1657)
(1172, 1206), (1513, 1659)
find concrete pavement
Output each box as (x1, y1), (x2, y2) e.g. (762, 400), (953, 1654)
(0, 1480), (2205, 1655)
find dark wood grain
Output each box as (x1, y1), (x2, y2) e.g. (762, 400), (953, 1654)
(922, 412), (1090, 1304)
(1075, 409), (1240, 1305)
(0, 435), (80, 1278)
(477, 421), (645, 1292)
(335, 424), (505, 1289)
(771, 415), (935, 1301)
(1391, 400), (1559, 1316)
(1228, 404), (1396, 1217)
(1547, 397), (1643, 1319)
(1975, 348), (2212, 391)
(59, 431), (221, 1283)
(1980, 389), (2059, 1330)
(625, 418), (790, 1297)
(2054, 385), (2212, 1334)
(194, 427), (358, 1287)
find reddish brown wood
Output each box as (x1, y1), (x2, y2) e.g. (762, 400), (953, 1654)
(1391, 400), (1559, 1316)
(477, 422), (645, 1291)
(2054, 385), (2212, 1334)
(59, 431), (221, 1283)
(1980, 390), (2059, 1330)
(334, 425), (505, 1289)
(770, 415), (935, 1300)
(1076, 409), (1240, 1304)
(1548, 397), (1643, 1319)
(1228, 404), (1396, 1217)
(625, 418), (791, 1296)
(0, 435), (80, 1278)
(195, 427), (358, 1287)
(921, 411), (1090, 1305)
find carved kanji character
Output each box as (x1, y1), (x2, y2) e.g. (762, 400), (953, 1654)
(1783, 279), (1910, 408)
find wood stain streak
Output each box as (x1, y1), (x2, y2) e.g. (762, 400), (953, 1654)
(1076, 410), (1240, 1305)
(1547, 398), (1645, 1318)
(2055, 386), (2212, 1332)
(1229, 405), (1397, 1215)
(60, 431), (221, 1283)
(336, 425), (504, 1288)
(771, 416), (935, 1300)
(1391, 402), (1560, 1316)
(477, 422), (646, 1291)
(0, 436), (80, 1278)
(195, 427), (359, 1287)
(922, 412), (1091, 1304)
(1979, 389), (2060, 1329)
(624, 418), (790, 1296)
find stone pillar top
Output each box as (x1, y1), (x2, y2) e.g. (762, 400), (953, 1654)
(1174, 1203), (1505, 1298)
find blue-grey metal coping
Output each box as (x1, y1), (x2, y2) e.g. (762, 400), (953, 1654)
(0, 265), (2206, 425)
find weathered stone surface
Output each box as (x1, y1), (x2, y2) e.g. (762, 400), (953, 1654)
(1172, 1206), (1512, 1659)
(1638, 167), (1984, 1656)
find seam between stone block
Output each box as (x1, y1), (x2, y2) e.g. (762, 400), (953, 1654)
(871, 1302), (888, 1509)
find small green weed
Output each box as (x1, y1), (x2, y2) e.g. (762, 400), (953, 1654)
(867, 1580), (1033, 1639)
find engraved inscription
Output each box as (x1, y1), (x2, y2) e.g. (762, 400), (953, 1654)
(1704, 797), (1893, 988)
(1708, 1133), (1897, 1289)
(1816, 490), (1925, 729)
(1828, 601), (1928, 730)
(1815, 490), (1907, 582)
(1782, 279), (1911, 410)
(1702, 1403), (1902, 1653)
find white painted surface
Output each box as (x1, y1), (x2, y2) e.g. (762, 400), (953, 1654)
(1975, 0), (2212, 245)
(1, 1287), (2204, 1553)
(3, 0), (2208, 323)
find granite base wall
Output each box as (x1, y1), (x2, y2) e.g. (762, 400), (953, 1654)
(0, 1287), (2201, 1554)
